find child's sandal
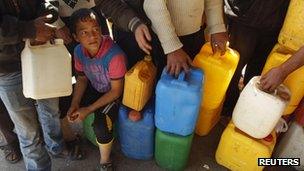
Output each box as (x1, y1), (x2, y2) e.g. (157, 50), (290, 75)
(99, 162), (113, 171)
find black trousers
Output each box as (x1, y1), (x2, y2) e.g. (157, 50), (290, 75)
(0, 99), (18, 146)
(113, 27), (205, 80)
(81, 83), (119, 144)
(223, 20), (280, 116)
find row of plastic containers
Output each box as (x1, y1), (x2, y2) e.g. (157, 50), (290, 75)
(120, 56), (200, 170)
(119, 43), (239, 170)
(121, 42), (241, 138)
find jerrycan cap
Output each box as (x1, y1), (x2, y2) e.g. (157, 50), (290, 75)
(128, 110), (142, 122)
(263, 134), (273, 142)
(296, 110), (304, 126)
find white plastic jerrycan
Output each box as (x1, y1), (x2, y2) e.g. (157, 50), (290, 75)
(232, 76), (290, 139)
(21, 39), (72, 99)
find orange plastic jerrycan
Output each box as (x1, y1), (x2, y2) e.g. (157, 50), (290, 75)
(215, 122), (276, 171)
(193, 42), (239, 136)
(122, 56), (156, 111)
(278, 0), (304, 51)
(262, 44), (304, 115)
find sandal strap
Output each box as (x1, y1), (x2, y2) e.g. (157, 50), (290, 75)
(100, 162), (113, 171)
(68, 143), (83, 160)
(101, 163), (112, 168)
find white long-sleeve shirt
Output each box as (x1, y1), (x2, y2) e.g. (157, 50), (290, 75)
(144, 0), (226, 54)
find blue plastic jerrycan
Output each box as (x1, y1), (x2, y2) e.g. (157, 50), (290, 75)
(118, 101), (155, 160)
(155, 68), (204, 136)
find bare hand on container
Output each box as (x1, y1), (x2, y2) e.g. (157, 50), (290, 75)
(211, 32), (228, 55)
(167, 48), (193, 77)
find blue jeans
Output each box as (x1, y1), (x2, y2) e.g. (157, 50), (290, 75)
(0, 72), (64, 171)
(36, 98), (64, 156)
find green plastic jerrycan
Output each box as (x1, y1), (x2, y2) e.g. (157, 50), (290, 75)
(155, 129), (194, 171)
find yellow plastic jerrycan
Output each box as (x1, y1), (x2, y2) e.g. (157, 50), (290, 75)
(215, 122), (276, 171)
(278, 0), (304, 51)
(122, 56), (156, 111)
(193, 42), (239, 136)
(195, 98), (224, 136)
(262, 44), (304, 115)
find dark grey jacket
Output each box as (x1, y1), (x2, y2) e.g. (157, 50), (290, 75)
(228, 0), (290, 32)
(0, 0), (58, 73)
(95, 0), (150, 32)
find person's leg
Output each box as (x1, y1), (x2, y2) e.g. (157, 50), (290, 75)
(179, 29), (205, 59)
(222, 21), (258, 116)
(0, 72), (51, 170)
(95, 111), (113, 165)
(93, 102), (118, 166)
(35, 98), (64, 155)
(80, 84), (117, 168)
(243, 30), (279, 84)
(149, 30), (167, 79)
(0, 99), (17, 146)
(0, 99), (22, 163)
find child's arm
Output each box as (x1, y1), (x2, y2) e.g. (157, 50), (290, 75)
(89, 79), (124, 112)
(260, 46), (304, 92)
(67, 75), (88, 122)
(70, 78), (124, 123)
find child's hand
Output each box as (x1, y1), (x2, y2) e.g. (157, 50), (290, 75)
(68, 107), (91, 123)
(260, 67), (286, 92)
(67, 104), (79, 122)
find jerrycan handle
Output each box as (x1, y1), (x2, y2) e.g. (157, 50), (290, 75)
(256, 77), (291, 102)
(211, 41), (231, 59)
(178, 71), (186, 81)
(275, 118), (288, 134)
(25, 39), (64, 48)
(212, 51), (226, 62)
(132, 55), (152, 75)
(171, 70), (188, 87)
(213, 51), (222, 58)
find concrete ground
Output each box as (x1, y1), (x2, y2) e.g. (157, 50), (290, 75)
(0, 122), (296, 171)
